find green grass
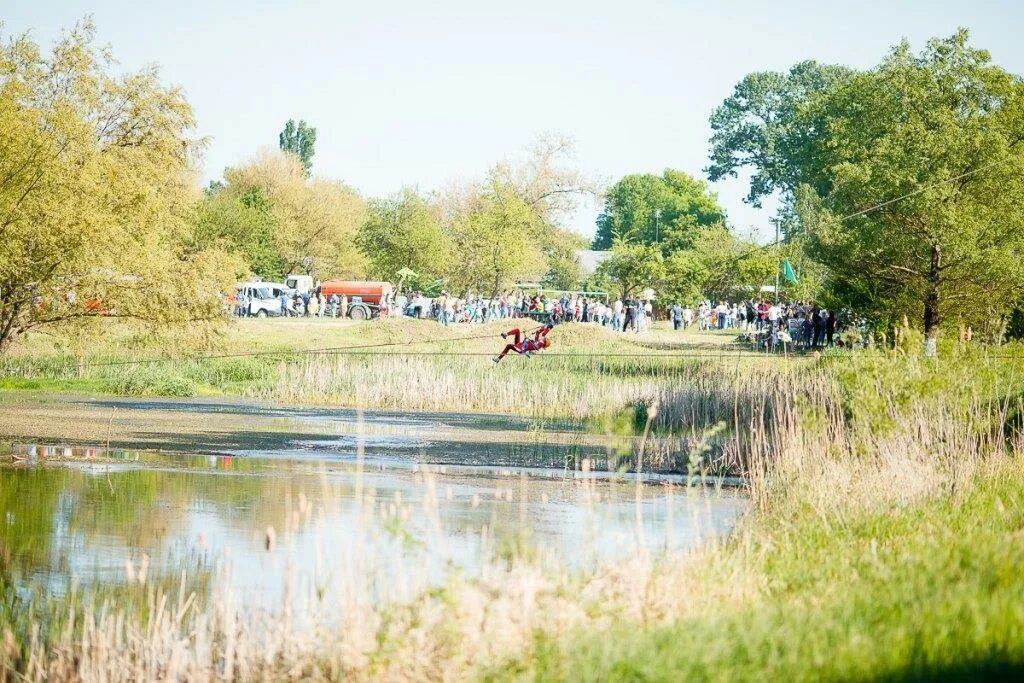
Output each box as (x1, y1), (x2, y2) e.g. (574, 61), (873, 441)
(512, 464), (1024, 682)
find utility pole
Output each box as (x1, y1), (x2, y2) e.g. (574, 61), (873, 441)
(773, 219), (780, 304)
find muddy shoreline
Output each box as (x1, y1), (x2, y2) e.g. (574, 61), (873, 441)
(0, 392), (745, 483)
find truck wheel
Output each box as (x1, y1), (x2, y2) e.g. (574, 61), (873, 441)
(256, 309), (267, 318)
(350, 306), (368, 321)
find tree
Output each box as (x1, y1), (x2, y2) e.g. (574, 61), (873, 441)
(0, 23), (240, 351)
(206, 150), (366, 279)
(705, 61), (854, 207)
(448, 185), (548, 296)
(660, 251), (708, 305)
(689, 227), (777, 302)
(792, 32), (1024, 340)
(595, 244), (665, 299)
(541, 230), (585, 290)
(355, 189), (453, 283)
(592, 170), (726, 252)
(488, 133), (601, 227)
(191, 188), (283, 280)
(279, 119), (317, 176)
(435, 134), (594, 295)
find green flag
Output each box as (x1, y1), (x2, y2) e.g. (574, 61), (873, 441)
(782, 258), (798, 284)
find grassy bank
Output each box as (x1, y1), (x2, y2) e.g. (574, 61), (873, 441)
(520, 462), (1024, 681)
(2, 349), (1022, 680)
(0, 318), (794, 422)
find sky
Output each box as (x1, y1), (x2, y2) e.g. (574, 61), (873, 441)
(7, 0), (1024, 241)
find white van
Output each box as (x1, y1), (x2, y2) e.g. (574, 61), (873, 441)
(236, 282), (283, 317)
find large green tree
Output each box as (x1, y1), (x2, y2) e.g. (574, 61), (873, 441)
(279, 119), (317, 176)
(191, 187), (283, 280)
(793, 32), (1024, 339)
(709, 32), (1024, 341)
(592, 170), (726, 252)
(355, 189), (453, 283)
(706, 61), (854, 207)
(0, 23), (240, 351)
(448, 183), (547, 296)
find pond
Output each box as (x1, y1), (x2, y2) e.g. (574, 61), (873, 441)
(0, 407), (746, 608)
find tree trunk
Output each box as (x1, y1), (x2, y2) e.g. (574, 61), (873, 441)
(923, 243), (941, 357)
(0, 300), (22, 353)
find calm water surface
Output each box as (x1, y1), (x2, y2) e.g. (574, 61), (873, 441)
(1, 432), (745, 607)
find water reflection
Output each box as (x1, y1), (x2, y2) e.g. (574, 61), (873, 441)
(1, 443), (745, 606)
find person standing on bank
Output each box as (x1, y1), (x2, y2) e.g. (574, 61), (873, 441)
(670, 303), (683, 331)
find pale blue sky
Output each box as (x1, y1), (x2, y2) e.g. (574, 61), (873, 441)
(7, 0), (1024, 240)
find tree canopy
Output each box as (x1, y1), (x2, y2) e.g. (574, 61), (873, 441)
(592, 170), (726, 252)
(794, 32), (1024, 336)
(710, 31), (1024, 338)
(0, 22), (240, 350)
(355, 135), (591, 297)
(355, 190), (453, 285)
(706, 61), (854, 207)
(595, 245), (664, 300)
(197, 150), (365, 280)
(590, 168), (779, 303)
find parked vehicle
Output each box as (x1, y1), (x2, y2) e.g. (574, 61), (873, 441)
(236, 282), (283, 317)
(319, 280), (394, 320)
(285, 273), (314, 296)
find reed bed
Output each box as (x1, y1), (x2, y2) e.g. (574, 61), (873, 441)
(4, 351), (1022, 680)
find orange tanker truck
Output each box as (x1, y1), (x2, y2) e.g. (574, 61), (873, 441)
(319, 280), (393, 320)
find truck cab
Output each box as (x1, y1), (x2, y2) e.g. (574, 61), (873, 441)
(285, 274), (315, 296)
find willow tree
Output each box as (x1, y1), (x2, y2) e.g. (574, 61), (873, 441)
(0, 23), (240, 351)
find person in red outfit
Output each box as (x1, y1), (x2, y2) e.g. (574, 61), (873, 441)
(493, 324), (553, 363)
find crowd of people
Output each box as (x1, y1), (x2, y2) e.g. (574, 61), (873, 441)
(419, 292), (851, 352)
(232, 290), (359, 318)
(231, 285), (852, 352)
(675, 301), (843, 350)
(665, 299), (844, 350)
(409, 292), (658, 332)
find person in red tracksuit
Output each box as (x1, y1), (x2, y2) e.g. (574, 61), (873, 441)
(493, 324), (553, 363)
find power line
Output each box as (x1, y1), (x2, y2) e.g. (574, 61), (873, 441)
(7, 324), (588, 369)
(725, 152), (1017, 266)
(837, 156), (1013, 221)
(8, 331), (1024, 370)
(0, 336), (829, 370)
(31, 329), (516, 369)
